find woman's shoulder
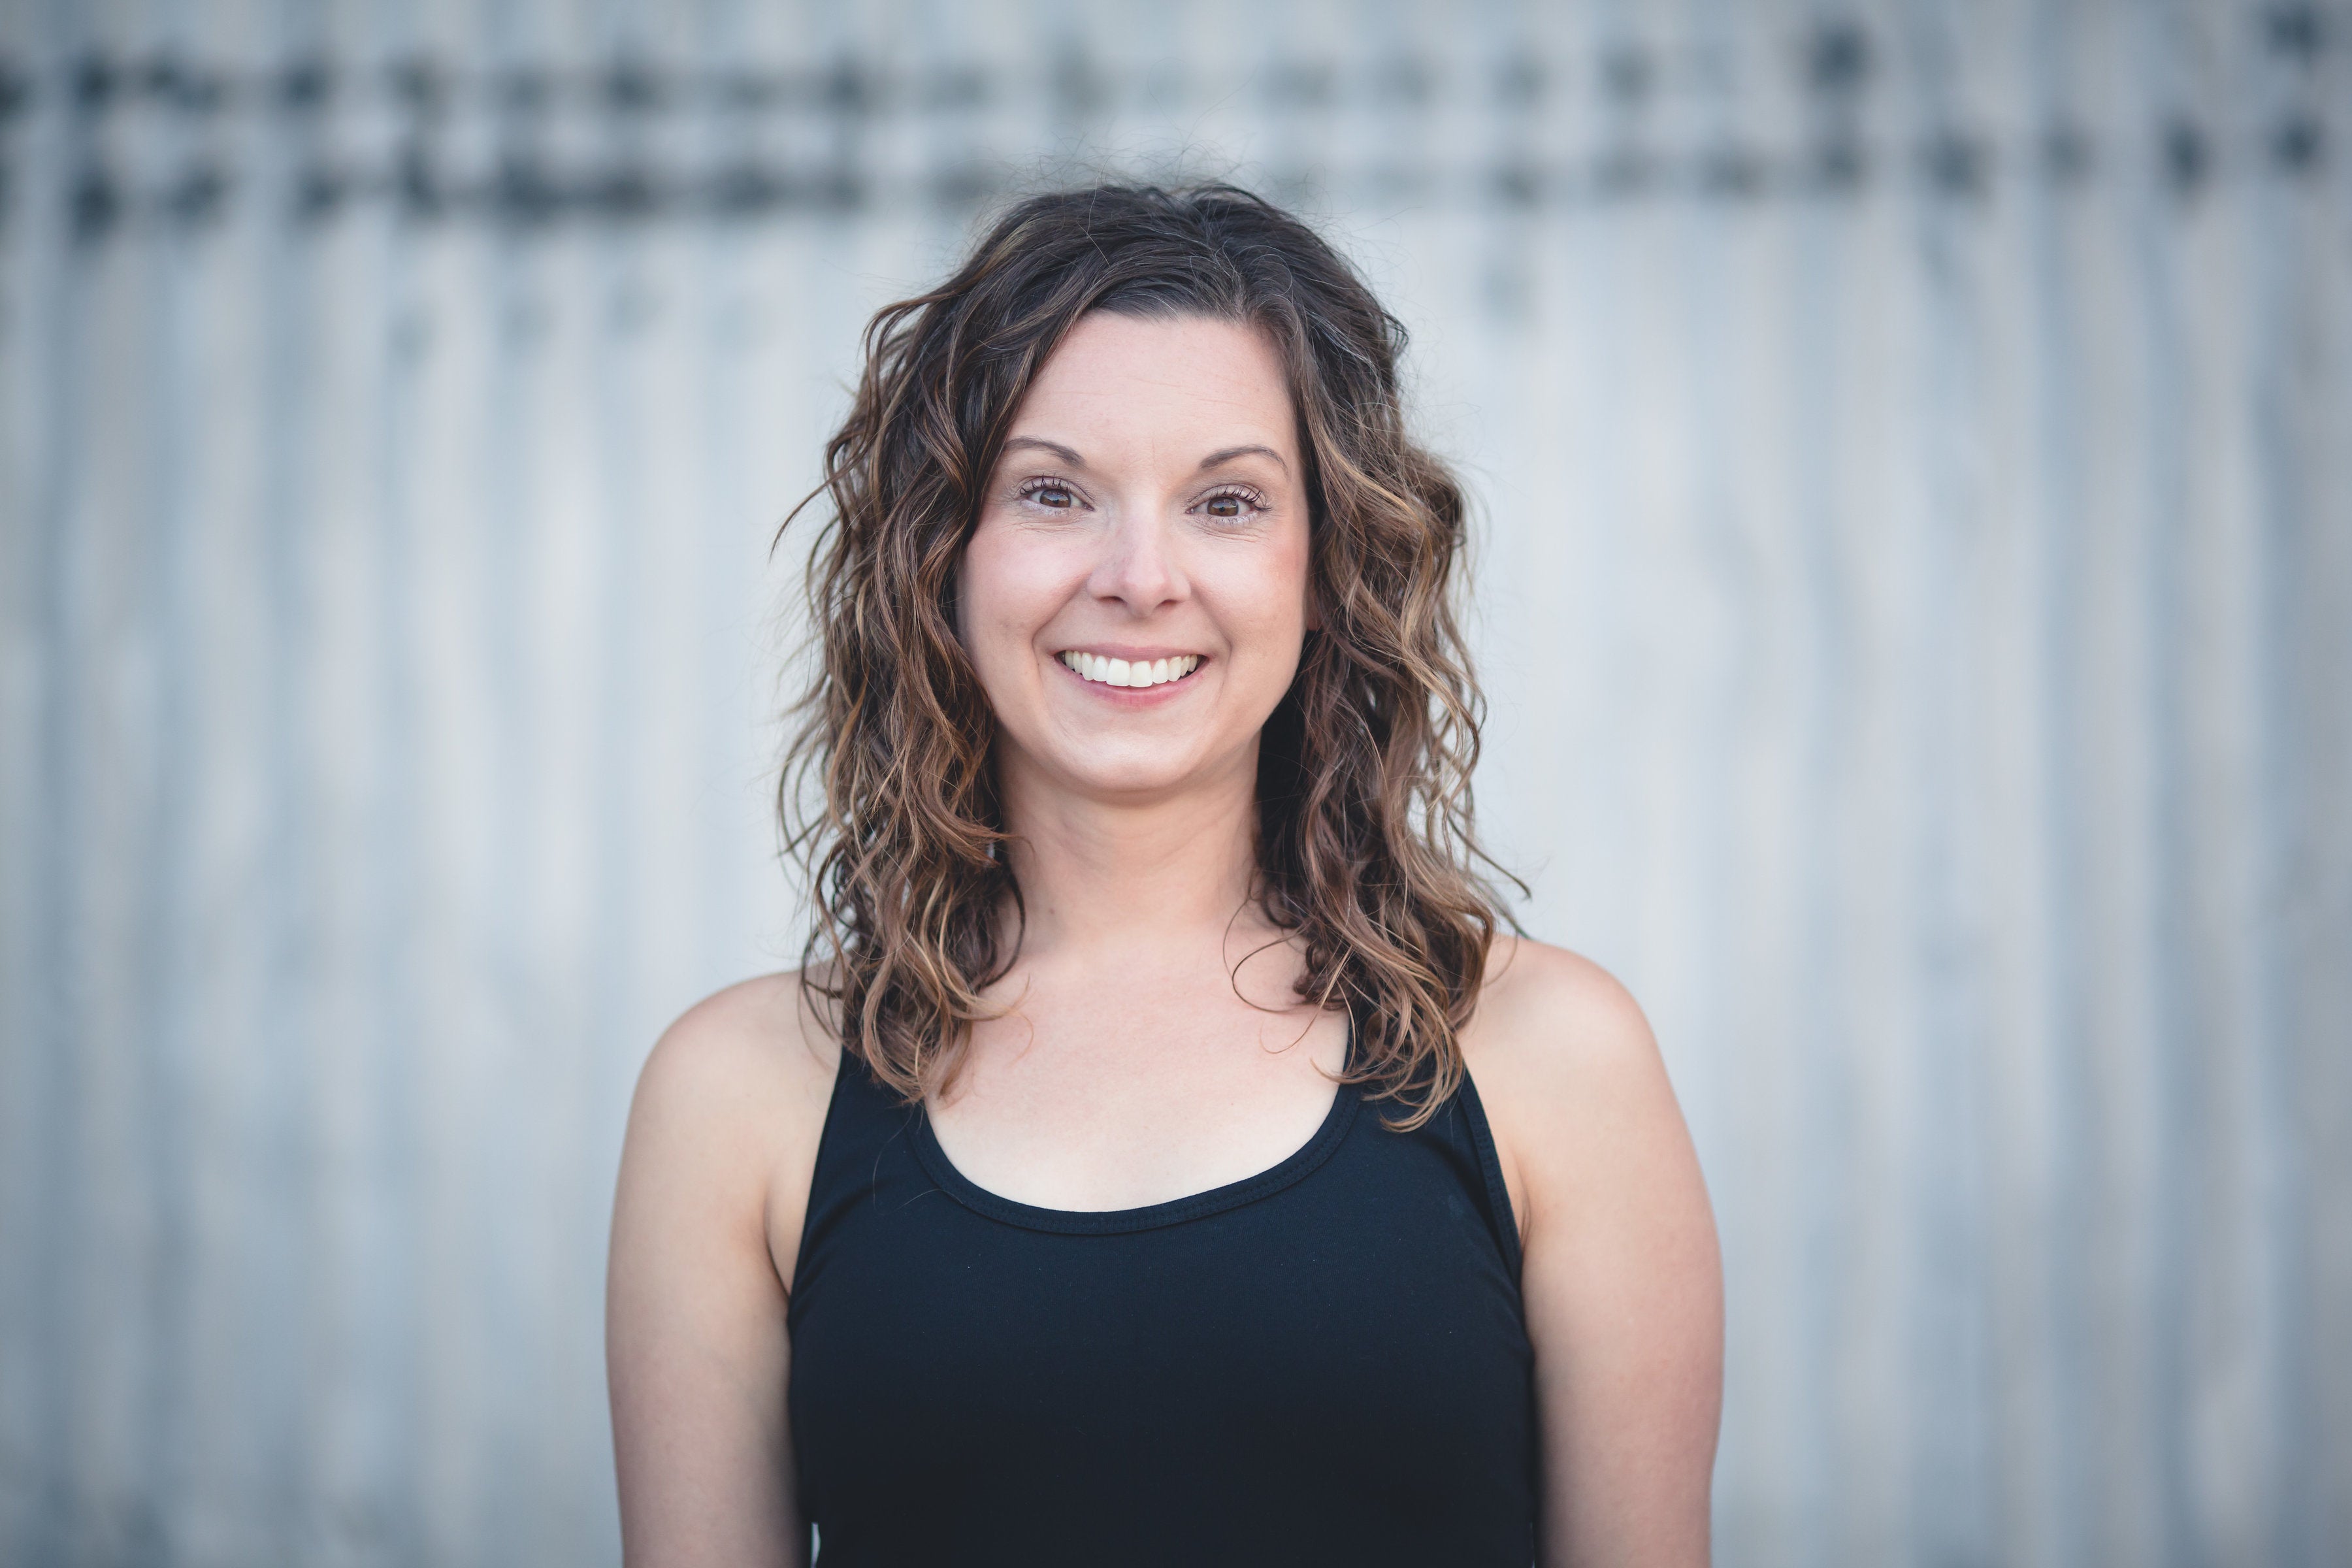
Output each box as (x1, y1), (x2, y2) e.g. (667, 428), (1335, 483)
(621, 973), (843, 1253)
(1460, 936), (1695, 1236)
(635, 971), (842, 1124)
(1463, 935), (1659, 1091)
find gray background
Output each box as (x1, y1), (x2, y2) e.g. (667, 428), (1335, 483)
(3, 1), (2347, 1564)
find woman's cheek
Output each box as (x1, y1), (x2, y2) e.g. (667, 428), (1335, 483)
(959, 532), (1031, 653)
(1217, 539), (1313, 646)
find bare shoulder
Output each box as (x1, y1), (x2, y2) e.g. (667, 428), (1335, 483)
(1462, 936), (1662, 1105)
(634, 970), (840, 1132)
(1458, 936), (1697, 1238)
(620, 972), (842, 1279)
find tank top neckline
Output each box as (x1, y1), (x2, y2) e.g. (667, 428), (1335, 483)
(903, 1039), (1363, 1237)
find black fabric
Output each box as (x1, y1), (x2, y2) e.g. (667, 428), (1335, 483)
(787, 1037), (1538, 1567)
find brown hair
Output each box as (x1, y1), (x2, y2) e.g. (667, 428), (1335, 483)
(779, 182), (1513, 1129)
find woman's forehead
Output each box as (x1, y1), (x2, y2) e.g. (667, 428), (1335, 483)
(1004, 313), (1298, 474)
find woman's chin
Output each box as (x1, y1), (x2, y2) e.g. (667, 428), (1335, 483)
(1025, 742), (1245, 806)
(1064, 763), (1210, 802)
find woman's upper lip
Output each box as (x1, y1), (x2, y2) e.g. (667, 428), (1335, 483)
(1054, 644), (1208, 661)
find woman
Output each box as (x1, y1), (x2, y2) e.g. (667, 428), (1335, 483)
(608, 184), (1721, 1567)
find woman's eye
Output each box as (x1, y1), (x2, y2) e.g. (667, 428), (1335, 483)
(1203, 492), (1255, 519)
(1026, 484), (1076, 509)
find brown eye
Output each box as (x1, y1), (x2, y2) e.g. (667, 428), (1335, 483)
(1030, 484), (1075, 508)
(1205, 494), (1243, 517)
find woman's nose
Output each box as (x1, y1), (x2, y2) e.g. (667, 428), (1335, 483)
(1089, 508), (1184, 612)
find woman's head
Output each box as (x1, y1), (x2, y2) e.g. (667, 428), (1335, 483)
(785, 182), (1507, 1127)
(958, 308), (1313, 808)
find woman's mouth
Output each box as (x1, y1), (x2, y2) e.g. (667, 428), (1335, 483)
(1056, 651), (1202, 689)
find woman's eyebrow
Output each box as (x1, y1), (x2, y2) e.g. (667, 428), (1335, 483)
(1198, 444), (1289, 474)
(1001, 435), (1086, 466)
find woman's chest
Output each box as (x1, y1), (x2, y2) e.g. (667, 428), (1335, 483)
(928, 1000), (1351, 1211)
(787, 1126), (1535, 1565)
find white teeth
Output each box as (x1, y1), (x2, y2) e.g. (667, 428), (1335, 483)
(1059, 652), (1201, 687)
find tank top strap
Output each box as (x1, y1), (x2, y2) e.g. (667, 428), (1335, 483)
(787, 1047), (921, 1314)
(1343, 1009), (1524, 1288)
(1443, 1064), (1526, 1285)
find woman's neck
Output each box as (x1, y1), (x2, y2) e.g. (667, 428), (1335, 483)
(995, 746), (1273, 964)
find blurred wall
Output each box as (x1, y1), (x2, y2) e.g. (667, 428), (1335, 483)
(3, 2), (2347, 1565)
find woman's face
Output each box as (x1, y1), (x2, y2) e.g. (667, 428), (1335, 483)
(958, 310), (1313, 804)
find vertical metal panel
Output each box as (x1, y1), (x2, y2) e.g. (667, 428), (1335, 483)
(1, 3), (2345, 1565)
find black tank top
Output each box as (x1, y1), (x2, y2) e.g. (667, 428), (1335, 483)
(787, 1034), (1538, 1567)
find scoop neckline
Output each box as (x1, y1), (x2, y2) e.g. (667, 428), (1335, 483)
(907, 1073), (1360, 1236)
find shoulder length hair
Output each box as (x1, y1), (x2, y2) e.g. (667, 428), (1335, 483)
(781, 181), (1512, 1130)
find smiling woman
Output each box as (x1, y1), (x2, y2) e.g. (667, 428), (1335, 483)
(606, 184), (1722, 1567)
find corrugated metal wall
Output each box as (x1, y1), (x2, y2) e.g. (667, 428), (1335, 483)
(2, 3), (2345, 1565)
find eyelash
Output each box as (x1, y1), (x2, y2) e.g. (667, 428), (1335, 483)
(1015, 477), (1085, 508)
(1197, 485), (1267, 521)
(1011, 477), (1268, 521)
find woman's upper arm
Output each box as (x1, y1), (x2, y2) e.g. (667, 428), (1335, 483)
(1473, 942), (1723, 1568)
(606, 976), (838, 1568)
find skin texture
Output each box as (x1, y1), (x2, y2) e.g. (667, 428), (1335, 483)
(607, 313), (1722, 1567)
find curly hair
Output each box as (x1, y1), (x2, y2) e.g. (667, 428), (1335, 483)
(779, 182), (1513, 1130)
